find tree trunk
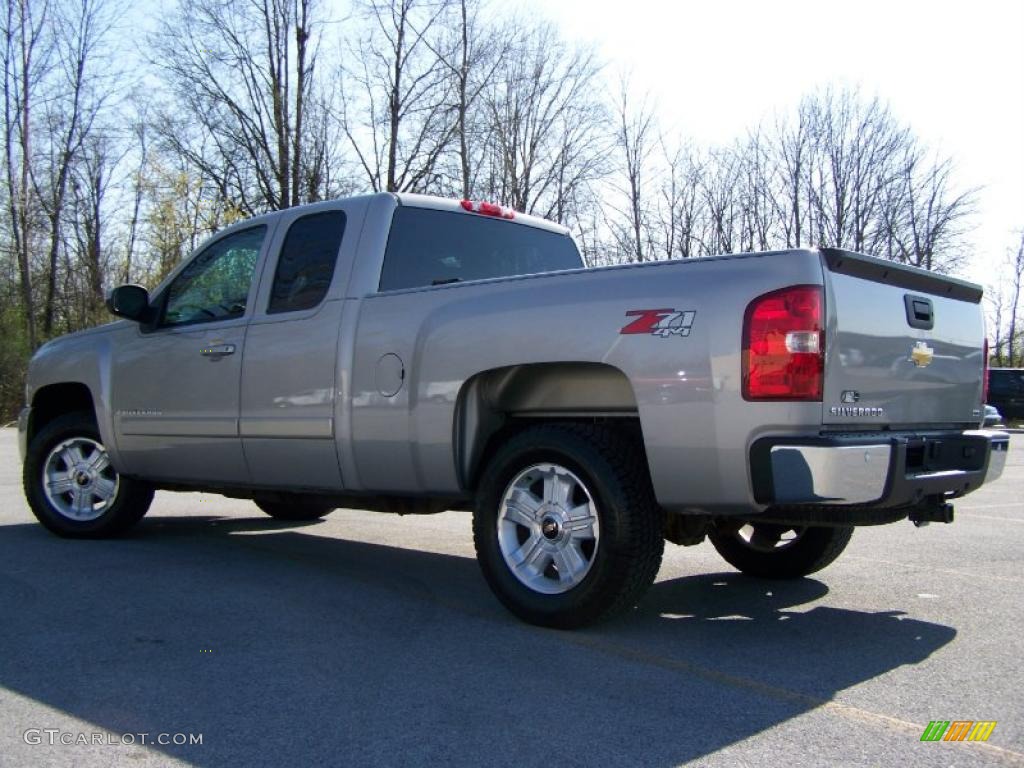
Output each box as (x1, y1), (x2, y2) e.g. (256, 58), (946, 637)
(291, 0), (308, 208)
(457, 0), (470, 199)
(1007, 235), (1023, 365)
(386, 1), (406, 193)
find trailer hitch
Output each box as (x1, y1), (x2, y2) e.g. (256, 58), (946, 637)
(909, 497), (955, 527)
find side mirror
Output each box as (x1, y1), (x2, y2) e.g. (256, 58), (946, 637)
(106, 284), (153, 323)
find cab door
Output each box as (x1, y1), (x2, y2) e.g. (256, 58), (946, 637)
(239, 201), (364, 490)
(111, 223), (274, 485)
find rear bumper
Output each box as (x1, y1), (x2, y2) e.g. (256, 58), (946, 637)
(751, 429), (1009, 508)
(17, 406), (30, 463)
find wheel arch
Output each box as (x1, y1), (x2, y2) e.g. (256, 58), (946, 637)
(28, 382), (97, 446)
(454, 362), (645, 491)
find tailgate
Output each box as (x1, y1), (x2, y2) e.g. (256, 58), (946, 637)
(821, 249), (985, 427)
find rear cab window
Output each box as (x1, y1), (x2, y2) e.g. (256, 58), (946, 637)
(379, 207), (583, 292)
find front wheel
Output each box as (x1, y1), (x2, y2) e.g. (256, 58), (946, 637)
(23, 411), (154, 538)
(473, 423), (664, 629)
(708, 521), (853, 579)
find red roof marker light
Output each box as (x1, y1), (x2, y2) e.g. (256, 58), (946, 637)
(460, 199), (515, 220)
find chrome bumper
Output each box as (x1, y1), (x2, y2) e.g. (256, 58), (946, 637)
(978, 429), (1010, 483)
(17, 406), (30, 463)
(753, 429), (1010, 507)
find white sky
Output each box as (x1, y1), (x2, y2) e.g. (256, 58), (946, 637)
(518, 0), (1024, 285)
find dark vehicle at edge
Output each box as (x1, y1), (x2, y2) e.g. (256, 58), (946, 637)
(988, 368), (1024, 421)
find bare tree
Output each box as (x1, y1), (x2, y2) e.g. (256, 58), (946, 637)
(985, 232), (1024, 367)
(342, 0), (455, 193)
(428, 0), (505, 199)
(882, 148), (975, 274)
(988, 284), (1008, 366)
(698, 147), (747, 256)
(609, 76), (655, 261)
(479, 21), (608, 222)
(1005, 232), (1024, 365)
(770, 99), (814, 248)
(121, 108), (148, 284)
(654, 140), (702, 259)
(805, 89), (903, 253)
(2, 0), (51, 349)
(672, 87), (978, 271)
(733, 130), (777, 252)
(64, 135), (114, 328)
(34, 0), (114, 334)
(151, 0), (330, 212)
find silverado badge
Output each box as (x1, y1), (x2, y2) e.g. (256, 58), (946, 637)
(909, 341), (934, 368)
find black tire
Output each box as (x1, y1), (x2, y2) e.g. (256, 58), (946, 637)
(473, 422), (664, 629)
(708, 521), (853, 579)
(23, 410), (154, 538)
(255, 498), (334, 521)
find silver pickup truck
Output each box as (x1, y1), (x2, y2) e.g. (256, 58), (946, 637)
(17, 193), (1009, 627)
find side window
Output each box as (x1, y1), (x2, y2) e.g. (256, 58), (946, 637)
(162, 226), (267, 328)
(379, 207), (583, 292)
(268, 210), (347, 314)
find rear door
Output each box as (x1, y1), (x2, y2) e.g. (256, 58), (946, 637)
(821, 249), (985, 427)
(239, 201), (365, 490)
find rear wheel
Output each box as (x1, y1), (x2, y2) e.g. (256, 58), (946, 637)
(473, 423), (664, 629)
(708, 521), (853, 578)
(255, 498), (334, 521)
(23, 411), (154, 538)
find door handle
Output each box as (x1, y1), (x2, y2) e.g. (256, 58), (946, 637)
(200, 343), (236, 359)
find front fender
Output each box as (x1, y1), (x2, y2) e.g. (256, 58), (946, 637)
(26, 325), (124, 470)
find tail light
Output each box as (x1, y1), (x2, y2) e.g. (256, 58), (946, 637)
(742, 285), (824, 401)
(982, 338), (989, 404)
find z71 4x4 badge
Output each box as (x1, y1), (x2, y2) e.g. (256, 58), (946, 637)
(621, 309), (697, 338)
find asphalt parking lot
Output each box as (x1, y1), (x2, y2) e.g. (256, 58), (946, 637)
(0, 428), (1022, 768)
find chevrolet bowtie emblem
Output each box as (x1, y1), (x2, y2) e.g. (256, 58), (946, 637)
(910, 341), (934, 368)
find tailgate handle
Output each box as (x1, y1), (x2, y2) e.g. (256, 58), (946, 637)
(904, 294), (934, 330)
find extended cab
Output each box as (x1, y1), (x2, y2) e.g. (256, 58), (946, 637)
(18, 193), (1009, 627)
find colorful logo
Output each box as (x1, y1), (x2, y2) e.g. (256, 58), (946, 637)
(621, 309), (696, 338)
(920, 720), (997, 742)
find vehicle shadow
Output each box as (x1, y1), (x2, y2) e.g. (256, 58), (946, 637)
(0, 514), (956, 767)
